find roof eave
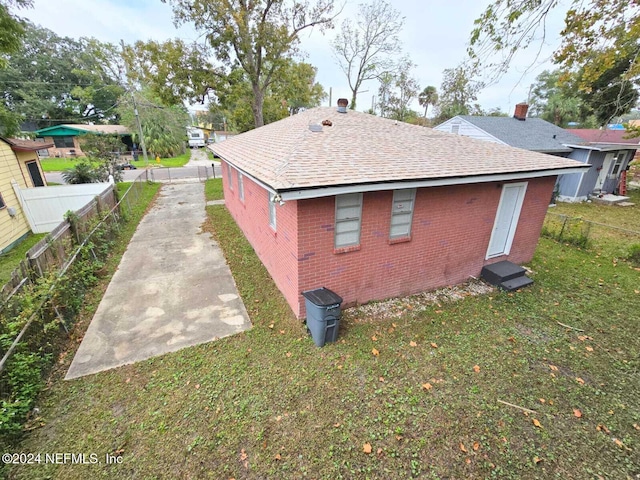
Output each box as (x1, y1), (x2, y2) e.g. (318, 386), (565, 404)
(565, 143), (639, 152)
(278, 166), (590, 201)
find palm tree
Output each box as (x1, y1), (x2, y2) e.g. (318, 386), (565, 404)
(418, 86), (438, 120)
(61, 160), (101, 184)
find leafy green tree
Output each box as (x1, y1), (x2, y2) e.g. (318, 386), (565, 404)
(469, 0), (640, 122)
(0, 0), (32, 135)
(0, 23), (124, 128)
(418, 86), (438, 119)
(164, 0), (336, 128)
(78, 133), (127, 182)
(332, 0), (404, 110)
(208, 60), (326, 133)
(122, 39), (224, 106)
(387, 58), (419, 122)
(434, 66), (484, 123)
(117, 90), (189, 158)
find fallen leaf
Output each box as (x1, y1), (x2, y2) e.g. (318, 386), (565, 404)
(285, 352), (292, 358)
(577, 335), (587, 341)
(371, 335), (378, 341)
(573, 409), (582, 418)
(377, 448), (383, 456)
(409, 341), (417, 347)
(379, 376), (385, 382)
(533, 419), (542, 428)
(363, 443), (372, 454)
(430, 342), (438, 349)
(372, 348), (379, 356)
(473, 365), (480, 373)
(576, 377), (585, 385)
(473, 442), (480, 451)
(240, 449), (247, 461)
(392, 323), (397, 328)
(534, 456), (543, 464)
(435, 310), (443, 314)
(279, 330), (285, 334)
(395, 435), (403, 441)
(195, 384), (200, 389)
(268, 323), (274, 329)
(125, 378), (131, 383)
(333, 422), (340, 427)
(274, 453), (281, 460)
(539, 398), (546, 404)
(422, 383), (433, 391)
(596, 424), (610, 434)
(465, 458), (471, 464)
(614, 438), (624, 448)
(548, 364), (559, 371)
(633, 423), (640, 431)
(459, 442), (468, 453)
(585, 346), (594, 352)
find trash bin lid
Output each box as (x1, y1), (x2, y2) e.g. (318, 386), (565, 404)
(301, 287), (343, 306)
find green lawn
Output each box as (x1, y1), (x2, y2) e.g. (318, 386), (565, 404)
(0, 233), (46, 286)
(41, 151), (191, 172)
(8, 190), (640, 479)
(204, 178), (223, 201)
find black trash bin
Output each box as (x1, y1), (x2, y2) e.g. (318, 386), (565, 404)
(302, 288), (343, 347)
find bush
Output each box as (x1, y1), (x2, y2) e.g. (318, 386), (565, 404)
(627, 243), (640, 265)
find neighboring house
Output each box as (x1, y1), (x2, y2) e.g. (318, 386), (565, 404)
(434, 104), (637, 201)
(212, 105), (587, 318)
(0, 137), (51, 253)
(34, 124), (131, 158)
(213, 131), (237, 143)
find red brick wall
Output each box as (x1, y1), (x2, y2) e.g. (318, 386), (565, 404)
(222, 161), (300, 312)
(222, 162), (554, 318)
(295, 177), (555, 318)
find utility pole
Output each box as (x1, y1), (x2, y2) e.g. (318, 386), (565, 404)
(120, 40), (149, 166)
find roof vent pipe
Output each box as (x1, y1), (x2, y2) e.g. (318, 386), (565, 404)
(337, 98), (348, 113)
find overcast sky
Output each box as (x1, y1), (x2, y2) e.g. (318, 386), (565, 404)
(19, 0), (567, 117)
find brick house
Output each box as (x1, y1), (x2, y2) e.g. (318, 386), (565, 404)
(211, 106), (588, 318)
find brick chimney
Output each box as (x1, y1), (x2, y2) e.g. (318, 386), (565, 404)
(513, 103), (529, 121)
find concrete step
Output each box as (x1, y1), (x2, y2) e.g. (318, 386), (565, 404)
(481, 261), (526, 286)
(500, 275), (534, 292)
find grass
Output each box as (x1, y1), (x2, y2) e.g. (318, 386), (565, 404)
(544, 188), (640, 258)
(7, 191), (640, 479)
(0, 233), (46, 286)
(41, 151), (191, 172)
(204, 178), (224, 201)
(40, 158), (85, 173)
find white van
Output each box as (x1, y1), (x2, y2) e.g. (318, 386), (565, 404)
(187, 127), (206, 148)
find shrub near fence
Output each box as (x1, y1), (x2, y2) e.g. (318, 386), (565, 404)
(0, 174), (156, 446)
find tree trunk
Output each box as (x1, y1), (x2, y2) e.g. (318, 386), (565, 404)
(350, 89), (357, 110)
(252, 83), (265, 128)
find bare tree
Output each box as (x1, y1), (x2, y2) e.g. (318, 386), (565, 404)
(332, 0), (404, 110)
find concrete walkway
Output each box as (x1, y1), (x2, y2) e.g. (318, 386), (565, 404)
(186, 146), (218, 167)
(66, 182), (250, 379)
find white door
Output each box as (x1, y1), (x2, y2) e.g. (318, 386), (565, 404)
(595, 153), (615, 192)
(486, 183), (527, 259)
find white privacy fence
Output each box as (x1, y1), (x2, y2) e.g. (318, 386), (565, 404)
(12, 181), (113, 233)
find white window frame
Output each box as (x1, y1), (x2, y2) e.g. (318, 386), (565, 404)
(237, 170), (244, 201)
(335, 193), (363, 249)
(226, 163), (233, 190)
(389, 188), (416, 239)
(610, 151), (627, 177)
(268, 193), (277, 230)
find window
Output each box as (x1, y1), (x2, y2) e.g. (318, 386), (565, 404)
(191, 133), (200, 138)
(53, 136), (74, 148)
(269, 194), (277, 230)
(390, 189), (416, 239)
(237, 171), (244, 201)
(611, 151), (627, 176)
(451, 124), (460, 134)
(227, 163), (233, 190)
(335, 193), (363, 248)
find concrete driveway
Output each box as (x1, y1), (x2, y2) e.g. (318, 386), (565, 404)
(66, 182), (250, 379)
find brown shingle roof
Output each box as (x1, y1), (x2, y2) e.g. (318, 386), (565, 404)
(568, 129), (640, 144)
(212, 107), (586, 190)
(2, 137), (54, 151)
